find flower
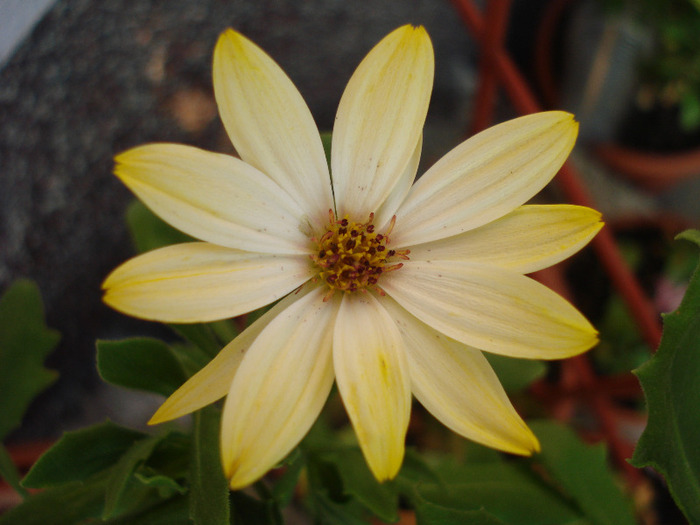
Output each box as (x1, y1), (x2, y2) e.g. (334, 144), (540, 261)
(103, 25), (602, 489)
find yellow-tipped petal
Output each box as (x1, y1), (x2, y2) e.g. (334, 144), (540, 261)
(221, 286), (338, 489)
(382, 260), (598, 359)
(148, 288), (310, 424)
(333, 293), (411, 481)
(332, 25), (433, 220)
(383, 297), (539, 455)
(114, 143), (309, 255)
(103, 242), (313, 323)
(408, 205), (603, 274)
(392, 111), (579, 247)
(213, 29), (333, 229)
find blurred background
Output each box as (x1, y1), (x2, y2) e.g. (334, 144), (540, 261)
(2, 1), (700, 515)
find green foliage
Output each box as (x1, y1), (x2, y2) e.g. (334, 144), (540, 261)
(484, 354), (546, 392)
(631, 229), (700, 522)
(531, 421), (635, 525)
(126, 200), (193, 254)
(22, 421), (147, 488)
(0, 280), (60, 498)
(190, 407), (229, 525)
(97, 338), (189, 397)
(0, 443), (28, 498)
(0, 280), (60, 442)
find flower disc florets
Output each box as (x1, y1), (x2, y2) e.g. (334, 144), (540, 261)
(312, 210), (409, 295)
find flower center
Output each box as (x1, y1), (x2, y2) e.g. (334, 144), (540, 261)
(311, 210), (409, 296)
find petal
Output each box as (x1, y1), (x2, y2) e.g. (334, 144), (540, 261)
(391, 111), (579, 247)
(407, 205), (603, 274)
(103, 242), (313, 323)
(374, 134), (422, 232)
(381, 260), (598, 359)
(213, 29), (333, 229)
(383, 297), (539, 455)
(332, 25), (434, 220)
(333, 293), (411, 481)
(114, 143), (309, 254)
(221, 285), (338, 489)
(147, 288), (309, 424)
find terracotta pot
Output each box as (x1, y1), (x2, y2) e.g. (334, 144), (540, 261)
(594, 143), (700, 192)
(535, 0), (700, 193)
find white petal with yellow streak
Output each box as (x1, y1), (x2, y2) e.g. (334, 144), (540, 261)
(333, 292), (411, 481)
(148, 288), (312, 425)
(114, 144), (309, 255)
(407, 205), (603, 274)
(391, 112), (579, 247)
(383, 297), (539, 455)
(213, 29), (333, 229)
(332, 25), (433, 220)
(221, 286), (339, 489)
(103, 242), (313, 323)
(382, 260), (598, 359)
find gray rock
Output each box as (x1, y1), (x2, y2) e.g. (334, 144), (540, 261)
(0, 0), (475, 437)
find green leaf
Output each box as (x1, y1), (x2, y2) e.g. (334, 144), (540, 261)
(134, 469), (187, 498)
(126, 200), (193, 254)
(305, 452), (369, 525)
(306, 492), (370, 525)
(230, 491), (283, 525)
(411, 480), (579, 525)
(0, 279), (60, 440)
(320, 131), (332, 166)
(103, 434), (170, 518)
(403, 452), (582, 525)
(271, 448), (304, 506)
(169, 323), (226, 360)
(190, 407), (230, 525)
(97, 338), (188, 397)
(23, 421), (146, 488)
(483, 353), (546, 392)
(0, 472), (109, 525)
(397, 448), (444, 486)
(104, 495), (191, 525)
(315, 447), (399, 523)
(631, 229), (700, 522)
(530, 420), (636, 525)
(0, 442), (28, 497)
(413, 493), (506, 525)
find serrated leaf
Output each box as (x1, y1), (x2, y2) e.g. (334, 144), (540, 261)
(0, 442), (28, 497)
(103, 434), (169, 518)
(412, 480), (579, 525)
(126, 200), (193, 254)
(413, 496), (506, 525)
(190, 407), (230, 525)
(631, 229), (700, 522)
(97, 338), (188, 397)
(0, 279), (60, 440)
(23, 421), (146, 488)
(0, 472), (109, 525)
(530, 420), (636, 525)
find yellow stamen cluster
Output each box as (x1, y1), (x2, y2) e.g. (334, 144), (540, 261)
(312, 210), (408, 296)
